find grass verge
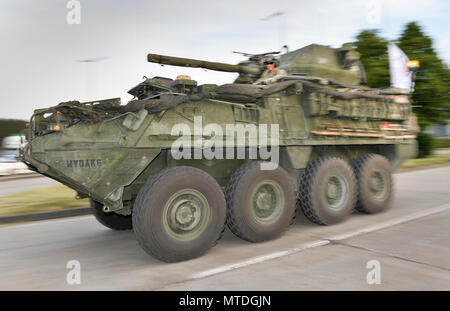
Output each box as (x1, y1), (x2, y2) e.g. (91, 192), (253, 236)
(435, 138), (450, 149)
(401, 153), (450, 169)
(0, 185), (88, 217)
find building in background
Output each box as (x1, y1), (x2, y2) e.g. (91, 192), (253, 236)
(425, 120), (450, 138)
(0, 135), (30, 176)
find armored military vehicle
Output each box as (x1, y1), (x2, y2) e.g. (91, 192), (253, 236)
(21, 43), (417, 262)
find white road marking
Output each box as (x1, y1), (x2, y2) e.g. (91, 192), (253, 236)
(328, 204), (450, 241)
(191, 240), (330, 279)
(191, 203), (450, 280)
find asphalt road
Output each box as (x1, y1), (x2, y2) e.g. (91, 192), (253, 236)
(0, 176), (60, 196)
(0, 167), (449, 290)
(435, 148), (450, 155)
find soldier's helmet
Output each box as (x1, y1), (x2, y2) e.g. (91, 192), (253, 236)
(262, 55), (280, 67)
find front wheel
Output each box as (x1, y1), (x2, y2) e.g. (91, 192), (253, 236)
(132, 166), (226, 263)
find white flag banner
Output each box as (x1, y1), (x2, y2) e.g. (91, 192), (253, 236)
(388, 43), (412, 93)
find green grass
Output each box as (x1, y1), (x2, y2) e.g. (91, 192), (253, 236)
(435, 138), (450, 149)
(401, 153), (450, 169)
(0, 185), (89, 216)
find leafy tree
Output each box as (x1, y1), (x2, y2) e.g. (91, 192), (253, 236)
(416, 132), (435, 158)
(354, 30), (390, 88)
(0, 119), (27, 141)
(355, 23), (450, 130)
(398, 22), (450, 129)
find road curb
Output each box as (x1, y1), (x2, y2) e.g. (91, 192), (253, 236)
(0, 207), (91, 224)
(0, 173), (41, 182)
(396, 162), (450, 174)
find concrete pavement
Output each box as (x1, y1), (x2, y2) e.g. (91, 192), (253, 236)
(0, 176), (60, 196)
(0, 166), (449, 290)
(163, 210), (450, 290)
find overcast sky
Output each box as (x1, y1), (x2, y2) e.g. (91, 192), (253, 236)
(1, 0), (449, 120)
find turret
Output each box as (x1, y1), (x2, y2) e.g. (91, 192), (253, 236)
(147, 53), (262, 76)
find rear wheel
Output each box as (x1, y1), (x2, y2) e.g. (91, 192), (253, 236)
(225, 161), (296, 242)
(353, 154), (393, 214)
(90, 199), (132, 230)
(298, 157), (357, 225)
(132, 166), (226, 262)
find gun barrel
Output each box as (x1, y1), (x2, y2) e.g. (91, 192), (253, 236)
(147, 53), (260, 75)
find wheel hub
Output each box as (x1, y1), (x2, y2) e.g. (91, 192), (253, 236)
(324, 175), (348, 209)
(369, 171), (387, 199)
(163, 189), (210, 241)
(255, 191), (273, 211)
(172, 200), (200, 230)
(326, 182), (339, 199)
(251, 181), (284, 224)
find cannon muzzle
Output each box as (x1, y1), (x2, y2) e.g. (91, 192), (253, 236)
(147, 53), (261, 75)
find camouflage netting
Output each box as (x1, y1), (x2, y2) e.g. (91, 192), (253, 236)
(54, 100), (123, 121)
(53, 79), (400, 120)
(123, 92), (210, 113)
(299, 80), (395, 101)
(122, 80), (307, 113)
(122, 79), (398, 114)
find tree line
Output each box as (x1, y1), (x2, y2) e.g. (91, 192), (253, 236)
(354, 21), (450, 130)
(0, 119), (27, 141)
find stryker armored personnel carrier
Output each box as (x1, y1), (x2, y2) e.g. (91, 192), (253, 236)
(21, 43), (418, 262)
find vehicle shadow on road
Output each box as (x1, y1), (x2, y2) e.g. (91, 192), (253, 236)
(78, 210), (322, 267)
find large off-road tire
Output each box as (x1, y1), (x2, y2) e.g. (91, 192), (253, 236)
(298, 157), (357, 225)
(132, 166), (226, 263)
(90, 199), (132, 230)
(225, 161), (296, 242)
(353, 154), (394, 214)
